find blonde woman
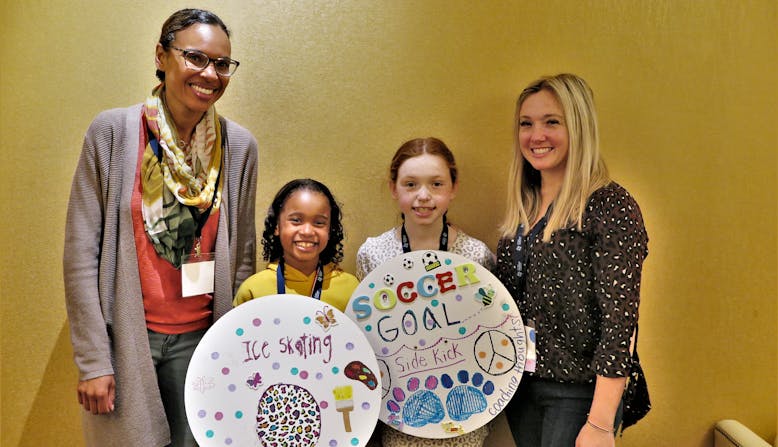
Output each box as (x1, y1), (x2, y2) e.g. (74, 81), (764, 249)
(494, 74), (648, 447)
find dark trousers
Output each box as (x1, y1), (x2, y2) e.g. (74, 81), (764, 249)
(504, 377), (622, 447)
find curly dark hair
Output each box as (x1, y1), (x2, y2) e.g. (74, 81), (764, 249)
(261, 179), (345, 266)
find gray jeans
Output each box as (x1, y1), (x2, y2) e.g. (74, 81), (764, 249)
(148, 328), (207, 447)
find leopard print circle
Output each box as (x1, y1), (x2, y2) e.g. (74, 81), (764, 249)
(256, 383), (321, 447)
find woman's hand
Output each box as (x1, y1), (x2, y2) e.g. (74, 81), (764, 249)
(575, 375), (623, 446)
(576, 422), (615, 447)
(77, 375), (115, 414)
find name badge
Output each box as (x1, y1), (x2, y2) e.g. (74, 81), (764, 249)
(181, 252), (215, 297)
(524, 320), (537, 373)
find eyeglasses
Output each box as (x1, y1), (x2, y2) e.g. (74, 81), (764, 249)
(169, 46), (240, 77)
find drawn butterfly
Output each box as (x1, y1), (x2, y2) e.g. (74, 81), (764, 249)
(315, 306), (337, 331)
(475, 285), (496, 307)
(246, 371), (263, 390)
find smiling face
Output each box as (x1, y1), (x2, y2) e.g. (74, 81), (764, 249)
(275, 190), (331, 275)
(518, 89), (570, 180)
(390, 153), (458, 228)
(155, 23), (231, 126)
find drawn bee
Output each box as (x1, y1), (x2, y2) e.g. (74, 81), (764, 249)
(246, 371), (263, 390)
(315, 306), (337, 331)
(475, 285), (495, 307)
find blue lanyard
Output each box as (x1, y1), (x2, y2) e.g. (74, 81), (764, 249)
(276, 258), (324, 300)
(401, 214), (449, 253)
(512, 206), (552, 285)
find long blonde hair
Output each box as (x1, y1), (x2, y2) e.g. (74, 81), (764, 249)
(499, 73), (610, 241)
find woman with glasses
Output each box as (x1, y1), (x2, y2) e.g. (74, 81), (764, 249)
(63, 9), (257, 446)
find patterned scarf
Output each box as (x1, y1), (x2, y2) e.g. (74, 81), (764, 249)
(141, 84), (223, 267)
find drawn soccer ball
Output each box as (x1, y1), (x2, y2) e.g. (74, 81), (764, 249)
(402, 258), (414, 270)
(422, 251), (441, 271)
(384, 274), (395, 287)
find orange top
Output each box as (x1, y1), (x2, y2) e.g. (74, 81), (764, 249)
(130, 135), (219, 334)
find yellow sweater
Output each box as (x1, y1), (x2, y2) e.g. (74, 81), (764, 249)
(233, 262), (359, 312)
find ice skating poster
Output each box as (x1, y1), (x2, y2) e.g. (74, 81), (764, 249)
(185, 294), (381, 447)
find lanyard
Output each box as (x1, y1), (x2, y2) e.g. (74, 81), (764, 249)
(511, 206), (552, 291)
(189, 203), (214, 256)
(401, 214), (449, 254)
(276, 258), (324, 300)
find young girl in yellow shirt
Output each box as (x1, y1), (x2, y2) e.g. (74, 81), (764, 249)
(234, 178), (358, 311)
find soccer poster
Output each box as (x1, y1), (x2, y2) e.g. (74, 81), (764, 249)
(345, 251), (526, 438)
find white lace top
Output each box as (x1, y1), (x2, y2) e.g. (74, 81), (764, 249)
(356, 226), (495, 280)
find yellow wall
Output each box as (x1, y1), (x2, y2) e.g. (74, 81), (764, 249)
(1, 1), (776, 446)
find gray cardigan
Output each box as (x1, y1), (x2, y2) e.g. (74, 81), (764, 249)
(63, 104), (257, 446)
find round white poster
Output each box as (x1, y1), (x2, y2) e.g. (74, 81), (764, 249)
(345, 250), (526, 438)
(185, 294), (382, 447)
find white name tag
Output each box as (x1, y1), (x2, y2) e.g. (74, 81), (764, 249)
(524, 321), (537, 373)
(181, 253), (215, 297)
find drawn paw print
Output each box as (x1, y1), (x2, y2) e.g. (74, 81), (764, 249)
(441, 370), (494, 421)
(385, 376), (445, 428)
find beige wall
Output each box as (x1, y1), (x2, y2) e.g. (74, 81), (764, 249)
(1, 1), (776, 446)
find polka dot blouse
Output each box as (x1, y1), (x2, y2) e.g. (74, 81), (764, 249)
(494, 182), (648, 383)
